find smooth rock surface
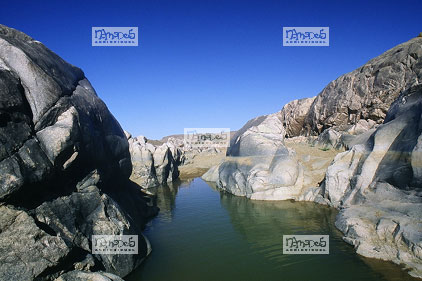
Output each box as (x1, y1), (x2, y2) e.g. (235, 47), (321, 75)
(203, 113), (308, 200)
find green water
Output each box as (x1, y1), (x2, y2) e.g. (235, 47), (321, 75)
(126, 178), (417, 281)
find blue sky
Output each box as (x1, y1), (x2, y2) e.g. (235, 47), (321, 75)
(1, 0), (421, 139)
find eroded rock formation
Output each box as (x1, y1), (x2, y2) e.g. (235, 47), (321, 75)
(203, 36), (422, 278)
(304, 37), (422, 135)
(319, 84), (422, 277)
(0, 25), (157, 280)
(202, 113), (307, 199)
(127, 133), (182, 188)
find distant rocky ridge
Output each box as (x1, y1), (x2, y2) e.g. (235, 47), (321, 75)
(0, 25), (157, 280)
(203, 36), (422, 277)
(126, 132), (229, 188)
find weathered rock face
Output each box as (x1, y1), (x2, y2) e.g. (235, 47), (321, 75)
(202, 37), (422, 278)
(227, 113), (286, 157)
(164, 135), (226, 166)
(127, 133), (182, 188)
(311, 120), (377, 150)
(321, 84), (422, 277)
(0, 25), (156, 280)
(203, 113), (308, 200)
(230, 37), (422, 143)
(206, 37), (422, 200)
(304, 37), (422, 135)
(55, 270), (124, 281)
(323, 84), (422, 207)
(276, 97), (315, 137)
(128, 130), (230, 187)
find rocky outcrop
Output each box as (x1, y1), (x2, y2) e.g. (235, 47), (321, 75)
(303, 37), (422, 135)
(55, 270), (124, 281)
(203, 37), (422, 278)
(323, 84), (422, 207)
(315, 84), (422, 277)
(277, 97), (315, 137)
(205, 36), (422, 200)
(127, 133), (182, 188)
(160, 134), (227, 165)
(227, 113), (286, 157)
(312, 119), (377, 150)
(202, 98), (341, 201)
(0, 25), (157, 280)
(129, 130), (231, 185)
(229, 37), (422, 143)
(203, 113), (309, 200)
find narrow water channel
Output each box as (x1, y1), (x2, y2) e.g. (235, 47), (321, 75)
(126, 178), (417, 281)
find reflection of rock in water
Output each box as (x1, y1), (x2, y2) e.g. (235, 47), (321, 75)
(214, 182), (340, 263)
(147, 178), (193, 222)
(204, 181), (220, 193)
(358, 255), (421, 281)
(205, 181), (420, 281)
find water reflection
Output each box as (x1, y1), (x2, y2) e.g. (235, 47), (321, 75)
(206, 181), (342, 265)
(146, 178), (193, 222)
(206, 181), (419, 281)
(127, 179), (419, 281)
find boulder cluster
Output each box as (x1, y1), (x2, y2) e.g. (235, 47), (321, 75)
(203, 36), (422, 277)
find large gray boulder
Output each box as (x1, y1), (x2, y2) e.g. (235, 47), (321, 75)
(227, 113), (286, 157)
(203, 113), (307, 200)
(0, 25), (156, 280)
(0, 24), (131, 202)
(321, 84), (422, 277)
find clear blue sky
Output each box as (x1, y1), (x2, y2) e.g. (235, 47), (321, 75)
(1, 0), (421, 139)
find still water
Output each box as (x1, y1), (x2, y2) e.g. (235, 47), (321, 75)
(127, 178), (417, 281)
